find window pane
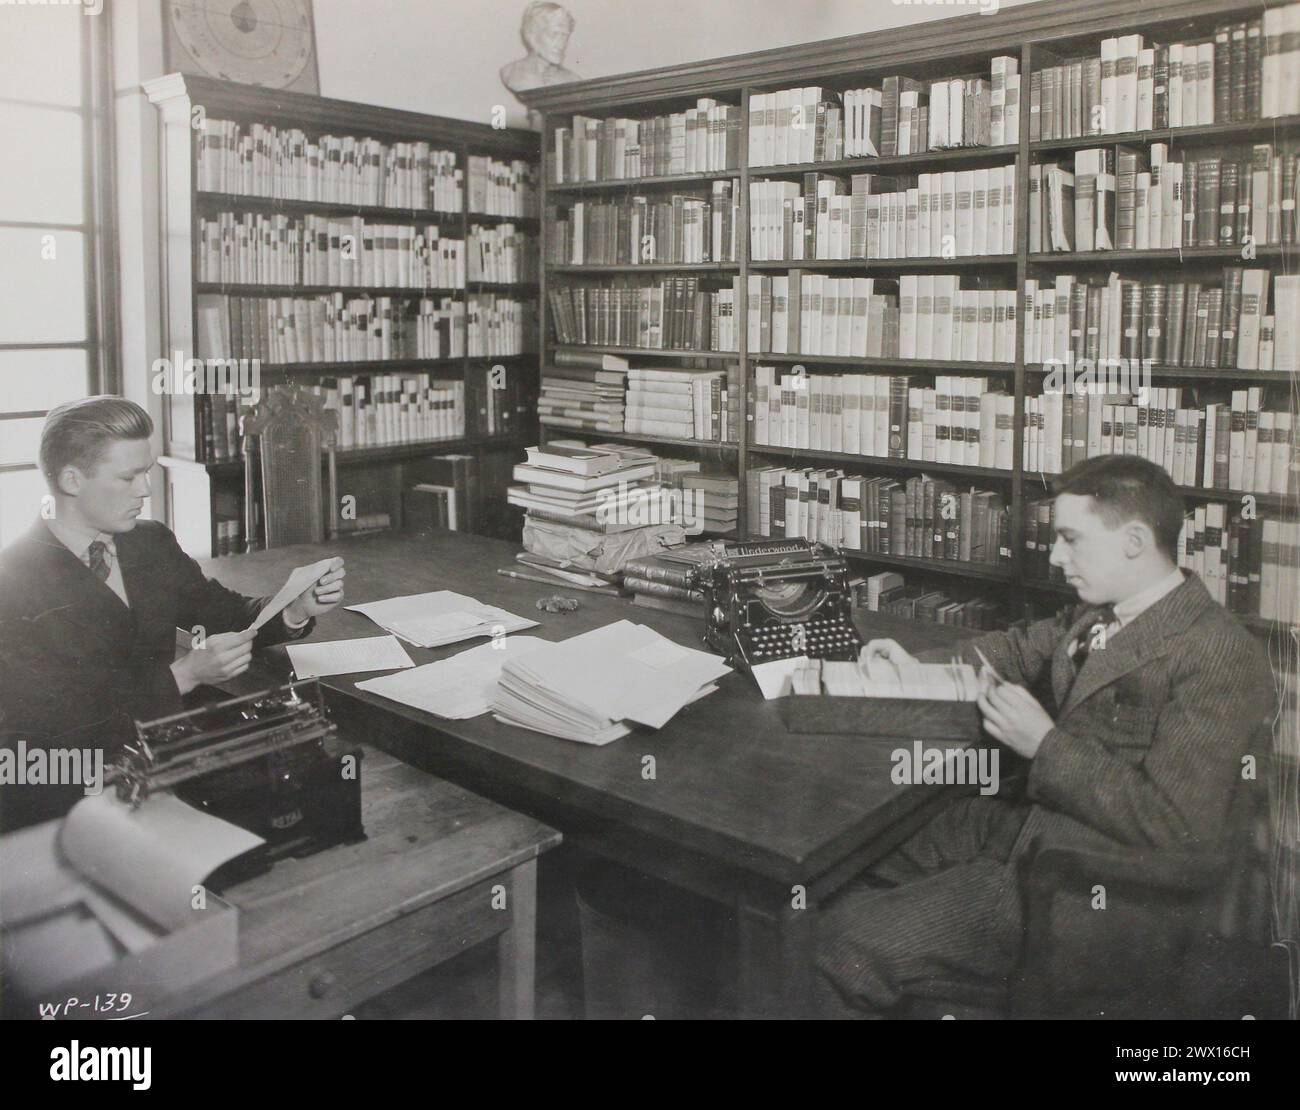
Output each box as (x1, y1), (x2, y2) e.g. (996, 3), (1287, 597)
(0, 348), (88, 413)
(0, 105), (83, 224)
(0, 467), (47, 548)
(0, 228), (86, 343)
(0, 5), (82, 107)
(0, 417), (44, 466)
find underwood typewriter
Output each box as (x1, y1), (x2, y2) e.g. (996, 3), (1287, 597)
(699, 539), (863, 676)
(109, 680), (364, 887)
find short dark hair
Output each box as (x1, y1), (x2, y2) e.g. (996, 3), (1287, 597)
(1051, 455), (1184, 560)
(40, 396), (153, 491)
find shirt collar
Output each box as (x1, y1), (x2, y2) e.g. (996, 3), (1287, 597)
(1113, 566), (1185, 628)
(45, 516), (116, 563)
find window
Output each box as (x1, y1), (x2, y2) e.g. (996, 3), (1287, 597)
(0, 3), (116, 547)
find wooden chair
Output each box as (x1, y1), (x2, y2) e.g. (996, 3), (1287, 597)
(242, 386), (340, 551)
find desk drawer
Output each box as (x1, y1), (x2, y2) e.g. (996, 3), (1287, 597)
(181, 876), (511, 1019)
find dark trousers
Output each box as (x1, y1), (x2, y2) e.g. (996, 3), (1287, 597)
(814, 794), (1030, 1018)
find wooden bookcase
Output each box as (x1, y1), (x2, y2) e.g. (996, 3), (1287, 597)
(521, 0), (1300, 642)
(145, 74), (541, 558)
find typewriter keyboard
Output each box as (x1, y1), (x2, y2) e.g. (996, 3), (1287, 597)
(742, 617), (862, 662)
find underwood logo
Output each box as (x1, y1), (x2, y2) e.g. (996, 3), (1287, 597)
(271, 809), (304, 830)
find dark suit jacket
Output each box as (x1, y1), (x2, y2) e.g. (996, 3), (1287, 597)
(919, 572), (1276, 865)
(0, 518), (312, 829)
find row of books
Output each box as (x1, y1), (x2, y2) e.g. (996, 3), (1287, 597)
(623, 365), (743, 444)
(319, 374), (467, 449)
(751, 370), (1015, 470)
(196, 292), (465, 364)
(197, 212), (467, 288)
(546, 182), (742, 266)
(859, 571), (1004, 630)
(466, 223), (536, 283)
(750, 467), (1011, 566)
(547, 278), (742, 352)
(1024, 270), (1300, 372)
(552, 101), (744, 183)
(747, 62), (1016, 168)
(197, 119), (464, 210)
(749, 163), (1017, 261)
(1023, 386), (1295, 497)
(1030, 12), (1300, 142)
(465, 156), (538, 219)
(465, 294), (535, 358)
(1033, 145), (1300, 253)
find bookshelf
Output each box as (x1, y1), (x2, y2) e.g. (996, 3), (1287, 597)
(145, 74), (541, 558)
(522, 0), (1300, 640)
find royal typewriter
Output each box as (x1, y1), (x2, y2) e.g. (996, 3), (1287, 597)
(108, 679), (364, 888)
(699, 539), (864, 677)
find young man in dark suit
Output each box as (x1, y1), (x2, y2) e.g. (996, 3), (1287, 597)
(815, 454), (1277, 1017)
(0, 396), (346, 830)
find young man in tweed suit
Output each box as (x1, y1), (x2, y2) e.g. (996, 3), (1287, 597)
(815, 454), (1276, 1017)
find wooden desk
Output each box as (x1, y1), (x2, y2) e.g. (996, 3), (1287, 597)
(153, 744), (560, 1019)
(204, 530), (980, 1017)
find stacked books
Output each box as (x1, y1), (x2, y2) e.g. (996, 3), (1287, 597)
(465, 156), (538, 217)
(749, 467), (1011, 566)
(1022, 384), (1295, 496)
(539, 350), (629, 432)
(681, 473), (739, 535)
(621, 543), (716, 618)
(624, 364), (740, 442)
(748, 164), (1017, 261)
(197, 119), (463, 209)
(547, 277), (742, 351)
(1025, 270), (1300, 372)
(553, 101), (743, 183)
(490, 620), (732, 744)
(508, 446), (663, 531)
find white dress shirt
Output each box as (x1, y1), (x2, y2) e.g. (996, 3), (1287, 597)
(46, 517), (130, 607)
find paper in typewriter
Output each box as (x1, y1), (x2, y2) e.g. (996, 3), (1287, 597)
(347, 590), (538, 647)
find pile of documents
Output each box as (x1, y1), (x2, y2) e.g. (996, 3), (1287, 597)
(490, 620), (732, 744)
(790, 655), (984, 700)
(346, 590), (537, 647)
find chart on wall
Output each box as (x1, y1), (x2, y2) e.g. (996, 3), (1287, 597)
(164, 0), (320, 94)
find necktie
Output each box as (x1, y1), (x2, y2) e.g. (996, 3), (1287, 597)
(86, 539), (111, 583)
(1071, 604), (1117, 672)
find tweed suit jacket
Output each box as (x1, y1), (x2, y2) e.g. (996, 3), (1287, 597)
(918, 572), (1276, 863)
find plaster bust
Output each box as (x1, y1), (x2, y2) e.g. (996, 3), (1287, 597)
(500, 1), (580, 93)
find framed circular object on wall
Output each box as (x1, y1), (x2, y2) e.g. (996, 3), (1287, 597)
(163, 0), (320, 94)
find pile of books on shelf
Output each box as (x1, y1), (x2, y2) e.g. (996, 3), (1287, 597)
(197, 119), (463, 209)
(621, 542), (716, 618)
(624, 364), (742, 443)
(546, 183), (742, 264)
(1025, 269), (1300, 372)
(547, 276), (742, 351)
(1024, 384), (1295, 497)
(539, 350), (629, 432)
(747, 58), (1020, 168)
(748, 163), (1017, 261)
(552, 100), (743, 183)
(748, 466), (1011, 567)
(196, 292), (464, 363)
(468, 224), (536, 283)
(860, 570), (1003, 629)
(753, 370), (1015, 468)
(1033, 142), (1300, 254)
(1029, 9), (1300, 143)
(198, 212), (466, 288)
(1025, 497), (1298, 626)
(466, 156), (538, 218)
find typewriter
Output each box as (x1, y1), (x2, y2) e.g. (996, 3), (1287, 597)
(699, 539), (863, 676)
(109, 679), (365, 888)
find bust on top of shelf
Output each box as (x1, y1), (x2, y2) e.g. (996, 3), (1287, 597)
(501, 1), (581, 93)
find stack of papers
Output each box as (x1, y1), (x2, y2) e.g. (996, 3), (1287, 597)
(356, 636), (547, 719)
(286, 635), (414, 679)
(346, 590), (538, 647)
(490, 620), (732, 744)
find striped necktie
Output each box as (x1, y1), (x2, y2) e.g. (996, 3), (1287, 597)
(86, 539), (111, 583)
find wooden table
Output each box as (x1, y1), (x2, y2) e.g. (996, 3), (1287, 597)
(204, 530), (981, 1017)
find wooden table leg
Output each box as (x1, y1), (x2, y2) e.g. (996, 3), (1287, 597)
(497, 857), (538, 1019)
(737, 887), (816, 1019)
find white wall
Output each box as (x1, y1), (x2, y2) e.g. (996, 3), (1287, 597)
(313, 0), (1033, 128)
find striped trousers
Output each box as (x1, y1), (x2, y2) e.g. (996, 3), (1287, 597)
(814, 795), (1031, 1018)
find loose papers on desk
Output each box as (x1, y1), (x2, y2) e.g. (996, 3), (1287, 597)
(490, 619), (731, 744)
(356, 636), (548, 719)
(346, 590), (538, 647)
(286, 634), (414, 678)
